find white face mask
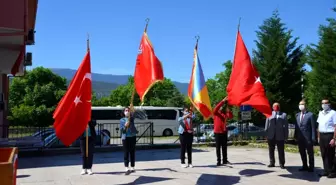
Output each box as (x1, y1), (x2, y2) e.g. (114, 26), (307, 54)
(322, 104), (330, 111)
(124, 111), (129, 117)
(299, 105), (305, 111)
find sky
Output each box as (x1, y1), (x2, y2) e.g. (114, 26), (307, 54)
(28, 0), (335, 83)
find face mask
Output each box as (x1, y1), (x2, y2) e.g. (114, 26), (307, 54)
(322, 104), (330, 111)
(299, 105), (305, 111)
(273, 106), (279, 112)
(124, 111), (129, 117)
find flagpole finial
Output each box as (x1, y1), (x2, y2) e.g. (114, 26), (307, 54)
(195, 35), (200, 41)
(195, 35), (200, 45)
(144, 18), (150, 33)
(238, 17), (241, 31)
(87, 33), (90, 51)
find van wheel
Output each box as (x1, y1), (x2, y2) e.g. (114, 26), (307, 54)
(163, 129), (173, 136)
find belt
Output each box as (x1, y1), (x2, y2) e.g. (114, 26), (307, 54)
(319, 132), (333, 134)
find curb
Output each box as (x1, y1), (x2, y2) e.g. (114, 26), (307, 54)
(17, 140), (272, 158)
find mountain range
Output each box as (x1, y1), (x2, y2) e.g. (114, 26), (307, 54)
(50, 68), (189, 97)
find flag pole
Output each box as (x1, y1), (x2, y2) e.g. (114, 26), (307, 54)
(129, 18), (150, 114)
(195, 35), (200, 48)
(86, 33), (90, 158)
(235, 18), (243, 134)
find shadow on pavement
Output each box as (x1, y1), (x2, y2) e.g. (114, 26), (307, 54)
(278, 166), (322, 182)
(18, 148), (206, 169)
(239, 169), (274, 177)
(231, 162), (265, 166)
(196, 174), (240, 185)
(16, 174), (31, 178)
(95, 167), (178, 175)
(194, 164), (233, 168)
(116, 176), (174, 185)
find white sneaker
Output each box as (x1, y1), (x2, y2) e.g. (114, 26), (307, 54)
(81, 169), (87, 175)
(125, 167), (130, 172)
(188, 164), (193, 168)
(181, 164), (188, 168)
(130, 167), (135, 172)
(87, 169), (93, 175)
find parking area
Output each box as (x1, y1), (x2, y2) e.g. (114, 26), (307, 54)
(17, 147), (333, 185)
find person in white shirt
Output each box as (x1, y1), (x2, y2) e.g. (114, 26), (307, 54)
(316, 99), (336, 178)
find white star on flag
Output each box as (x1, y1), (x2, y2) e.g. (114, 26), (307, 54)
(74, 96), (82, 106)
(255, 76), (261, 84)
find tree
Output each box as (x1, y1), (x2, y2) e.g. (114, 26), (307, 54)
(305, 8), (336, 114)
(108, 77), (185, 107)
(207, 60), (232, 105)
(252, 10), (305, 122)
(92, 92), (111, 106)
(8, 67), (67, 126)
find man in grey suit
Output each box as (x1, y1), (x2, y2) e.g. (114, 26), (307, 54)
(295, 100), (316, 172)
(265, 102), (288, 169)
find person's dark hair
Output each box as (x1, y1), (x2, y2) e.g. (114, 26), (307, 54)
(121, 106), (130, 117)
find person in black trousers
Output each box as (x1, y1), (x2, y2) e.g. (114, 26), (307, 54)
(212, 97), (233, 166)
(80, 120), (96, 175)
(178, 107), (195, 168)
(120, 107), (137, 175)
(265, 102), (288, 169)
(316, 99), (336, 178)
(294, 100), (316, 172)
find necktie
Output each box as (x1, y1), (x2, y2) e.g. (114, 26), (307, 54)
(300, 113), (304, 124)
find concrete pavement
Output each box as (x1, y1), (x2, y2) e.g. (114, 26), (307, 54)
(17, 147), (333, 185)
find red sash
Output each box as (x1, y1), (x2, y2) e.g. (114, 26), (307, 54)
(184, 119), (191, 131)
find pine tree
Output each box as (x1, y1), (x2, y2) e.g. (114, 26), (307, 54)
(252, 10), (304, 121)
(305, 8), (336, 114)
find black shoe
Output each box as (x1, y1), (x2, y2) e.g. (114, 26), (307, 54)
(318, 172), (328, 177)
(267, 164), (275, 168)
(298, 166), (308, 171)
(223, 160), (231, 165)
(217, 162), (221, 166)
(280, 165), (285, 169)
(307, 168), (314, 172)
(327, 173), (336, 178)
(125, 170), (131, 175)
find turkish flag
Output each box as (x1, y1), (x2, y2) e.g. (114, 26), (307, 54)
(226, 31), (272, 118)
(134, 32), (164, 102)
(53, 51), (92, 146)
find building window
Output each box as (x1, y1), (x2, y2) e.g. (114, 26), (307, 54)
(145, 110), (177, 120)
(91, 110), (122, 120)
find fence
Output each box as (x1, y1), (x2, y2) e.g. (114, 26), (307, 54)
(0, 121), (274, 150)
(0, 122), (154, 149)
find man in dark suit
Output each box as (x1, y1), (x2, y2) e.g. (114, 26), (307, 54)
(265, 102), (288, 169)
(295, 100), (316, 172)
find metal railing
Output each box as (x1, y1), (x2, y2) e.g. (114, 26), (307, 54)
(0, 122), (154, 149)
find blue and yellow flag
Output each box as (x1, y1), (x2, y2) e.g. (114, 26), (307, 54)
(188, 40), (212, 120)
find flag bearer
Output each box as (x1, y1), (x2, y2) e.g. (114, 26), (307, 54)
(213, 96), (233, 166)
(120, 107), (137, 175)
(80, 120), (97, 175)
(178, 106), (195, 168)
